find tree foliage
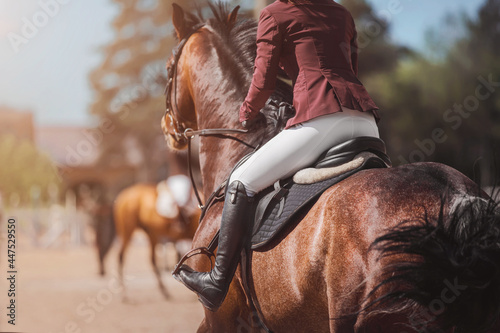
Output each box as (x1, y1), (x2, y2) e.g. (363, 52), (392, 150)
(363, 0), (500, 184)
(341, 0), (407, 77)
(0, 135), (61, 204)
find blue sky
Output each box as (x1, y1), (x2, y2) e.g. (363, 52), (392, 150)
(0, 0), (485, 126)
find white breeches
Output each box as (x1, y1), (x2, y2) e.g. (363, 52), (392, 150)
(229, 108), (380, 196)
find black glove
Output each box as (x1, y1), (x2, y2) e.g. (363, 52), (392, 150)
(241, 112), (266, 130)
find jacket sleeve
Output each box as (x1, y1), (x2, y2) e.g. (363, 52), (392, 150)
(239, 9), (283, 123)
(350, 16), (358, 77)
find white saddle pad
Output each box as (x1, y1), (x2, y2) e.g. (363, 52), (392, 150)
(293, 152), (375, 185)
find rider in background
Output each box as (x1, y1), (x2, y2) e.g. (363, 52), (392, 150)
(173, 0), (380, 311)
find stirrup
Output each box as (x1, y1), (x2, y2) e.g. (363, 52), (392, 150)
(172, 246), (215, 275)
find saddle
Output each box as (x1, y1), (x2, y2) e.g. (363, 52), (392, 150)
(250, 136), (391, 250)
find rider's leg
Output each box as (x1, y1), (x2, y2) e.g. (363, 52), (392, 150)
(230, 108), (379, 196)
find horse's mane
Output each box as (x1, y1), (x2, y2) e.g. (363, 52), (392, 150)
(185, 2), (294, 138)
(183, 3), (257, 70)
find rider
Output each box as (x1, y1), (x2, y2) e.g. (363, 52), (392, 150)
(173, 0), (380, 311)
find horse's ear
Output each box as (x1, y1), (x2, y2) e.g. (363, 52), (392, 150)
(227, 6), (240, 29)
(172, 3), (187, 39)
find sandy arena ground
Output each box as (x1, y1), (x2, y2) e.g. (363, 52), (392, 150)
(0, 231), (205, 333)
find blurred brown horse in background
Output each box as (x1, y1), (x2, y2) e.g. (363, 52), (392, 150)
(162, 3), (500, 332)
(100, 181), (200, 299)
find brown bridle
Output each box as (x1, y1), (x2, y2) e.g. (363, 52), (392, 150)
(163, 23), (206, 145)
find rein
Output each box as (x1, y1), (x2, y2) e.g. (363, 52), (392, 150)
(184, 127), (253, 209)
(180, 100), (293, 209)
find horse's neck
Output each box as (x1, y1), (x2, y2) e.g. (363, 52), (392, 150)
(194, 85), (263, 196)
(190, 39), (261, 197)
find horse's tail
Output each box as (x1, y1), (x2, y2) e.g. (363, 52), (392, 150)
(370, 194), (500, 332)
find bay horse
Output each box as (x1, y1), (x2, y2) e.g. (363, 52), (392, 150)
(112, 182), (200, 299)
(163, 3), (500, 332)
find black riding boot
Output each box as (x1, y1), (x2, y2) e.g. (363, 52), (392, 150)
(173, 180), (253, 311)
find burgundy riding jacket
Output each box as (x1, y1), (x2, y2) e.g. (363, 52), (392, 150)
(239, 0), (379, 128)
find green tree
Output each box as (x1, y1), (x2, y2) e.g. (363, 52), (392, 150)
(367, 0), (500, 184)
(0, 136), (60, 204)
(340, 0), (407, 77)
(454, 0), (500, 184)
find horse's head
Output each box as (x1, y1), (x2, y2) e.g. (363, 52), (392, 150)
(162, 3), (240, 150)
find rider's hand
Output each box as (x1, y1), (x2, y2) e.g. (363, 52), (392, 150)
(241, 112), (266, 130)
